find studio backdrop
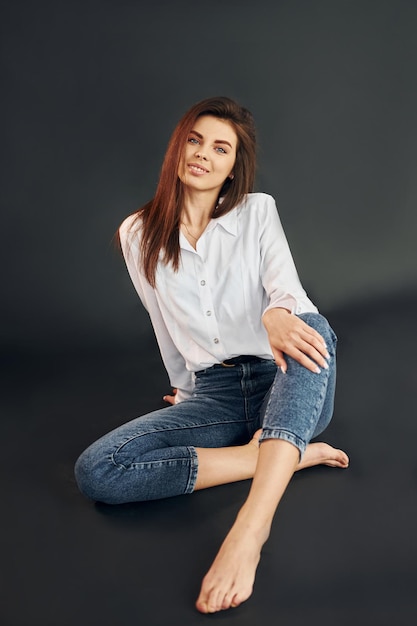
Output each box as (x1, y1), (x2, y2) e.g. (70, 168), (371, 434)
(1, 0), (416, 356)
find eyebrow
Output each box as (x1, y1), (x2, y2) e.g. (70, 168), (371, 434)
(189, 129), (233, 149)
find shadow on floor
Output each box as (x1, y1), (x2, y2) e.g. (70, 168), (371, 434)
(1, 291), (416, 626)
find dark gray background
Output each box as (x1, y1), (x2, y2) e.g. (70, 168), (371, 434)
(2, 0), (416, 356)
(2, 3), (417, 626)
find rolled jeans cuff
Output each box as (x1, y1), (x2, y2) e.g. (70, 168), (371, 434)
(259, 428), (306, 458)
(184, 446), (199, 494)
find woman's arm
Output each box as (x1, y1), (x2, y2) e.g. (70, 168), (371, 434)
(262, 307), (329, 373)
(119, 216), (193, 401)
(258, 196), (328, 372)
(258, 195), (317, 316)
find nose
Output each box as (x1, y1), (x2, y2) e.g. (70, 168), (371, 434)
(195, 147), (207, 160)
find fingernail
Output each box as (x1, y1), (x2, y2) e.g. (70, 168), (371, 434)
(315, 366), (321, 374)
(323, 362), (329, 370)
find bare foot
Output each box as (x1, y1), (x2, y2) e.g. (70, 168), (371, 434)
(229, 431), (349, 479)
(296, 442), (349, 471)
(195, 514), (269, 613)
(194, 435), (348, 613)
(251, 432), (348, 472)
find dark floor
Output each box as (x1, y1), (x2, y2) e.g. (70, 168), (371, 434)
(2, 293), (417, 626)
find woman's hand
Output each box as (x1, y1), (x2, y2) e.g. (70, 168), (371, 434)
(262, 308), (329, 373)
(163, 389), (177, 405)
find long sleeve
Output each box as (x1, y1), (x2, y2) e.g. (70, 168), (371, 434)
(258, 195), (318, 316)
(119, 216), (194, 401)
(117, 194), (317, 402)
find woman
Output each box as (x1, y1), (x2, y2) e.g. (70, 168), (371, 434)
(75, 97), (349, 614)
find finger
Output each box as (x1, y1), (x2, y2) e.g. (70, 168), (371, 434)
(278, 321), (326, 356)
(275, 331), (328, 370)
(163, 394), (176, 405)
(288, 347), (326, 373)
(271, 348), (287, 373)
(300, 332), (330, 364)
(300, 337), (331, 369)
(302, 326), (329, 354)
(294, 317), (328, 348)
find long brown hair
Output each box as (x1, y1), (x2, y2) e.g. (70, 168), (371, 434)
(128, 97), (256, 287)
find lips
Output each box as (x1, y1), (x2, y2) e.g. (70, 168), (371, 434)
(187, 163), (209, 174)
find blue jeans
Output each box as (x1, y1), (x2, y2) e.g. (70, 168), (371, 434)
(75, 313), (337, 504)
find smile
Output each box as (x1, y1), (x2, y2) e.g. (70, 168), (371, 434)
(188, 163), (209, 174)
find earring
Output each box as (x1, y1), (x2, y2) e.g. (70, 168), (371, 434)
(229, 173), (234, 180)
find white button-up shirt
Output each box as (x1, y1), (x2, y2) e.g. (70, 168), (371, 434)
(120, 193), (318, 402)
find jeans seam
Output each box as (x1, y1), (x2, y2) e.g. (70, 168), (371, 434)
(75, 321), (336, 503)
(308, 365), (331, 438)
(260, 357), (332, 457)
(110, 421), (248, 468)
(109, 447), (198, 495)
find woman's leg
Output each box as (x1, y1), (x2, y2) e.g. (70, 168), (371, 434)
(196, 313), (348, 613)
(74, 361), (275, 504)
(74, 400), (244, 503)
(196, 439), (299, 613)
(195, 430), (348, 490)
(259, 312), (338, 451)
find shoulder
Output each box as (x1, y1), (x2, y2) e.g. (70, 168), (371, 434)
(119, 212), (141, 243)
(237, 193), (279, 223)
(119, 212), (140, 234)
(240, 192), (277, 211)
(119, 212), (143, 260)
(246, 192), (275, 203)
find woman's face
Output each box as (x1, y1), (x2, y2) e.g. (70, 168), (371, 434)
(178, 115), (237, 195)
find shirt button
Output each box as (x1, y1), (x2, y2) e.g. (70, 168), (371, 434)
(206, 310), (212, 316)
(200, 280), (206, 286)
(214, 338), (219, 344)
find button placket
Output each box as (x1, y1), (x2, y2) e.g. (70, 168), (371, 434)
(196, 259), (222, 352)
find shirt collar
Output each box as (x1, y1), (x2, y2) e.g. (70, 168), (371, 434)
(211, 208), (238, 236)
(179, 204), (239, 251)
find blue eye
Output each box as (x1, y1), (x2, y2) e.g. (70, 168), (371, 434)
(188, 137), (199, 144)
(215, 147), (226, 154)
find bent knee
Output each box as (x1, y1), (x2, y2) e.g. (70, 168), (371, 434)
(298, 312), (337, 345)
(74, 446), (117, 504)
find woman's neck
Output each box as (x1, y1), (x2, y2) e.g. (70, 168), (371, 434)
(180, 190), (218, 248)
(181, 189), (218, 228)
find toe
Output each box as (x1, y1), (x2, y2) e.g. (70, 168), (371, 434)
(195, 600), (207, 614)
(338, 450), (349, 466)
(196, 584), (222, 614)
(221, 589), (237, 611)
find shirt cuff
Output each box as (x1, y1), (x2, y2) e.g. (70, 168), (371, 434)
(263, 296), (299, 316)
(174, 388), (192, 404)
(263, 295), (318, 317)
